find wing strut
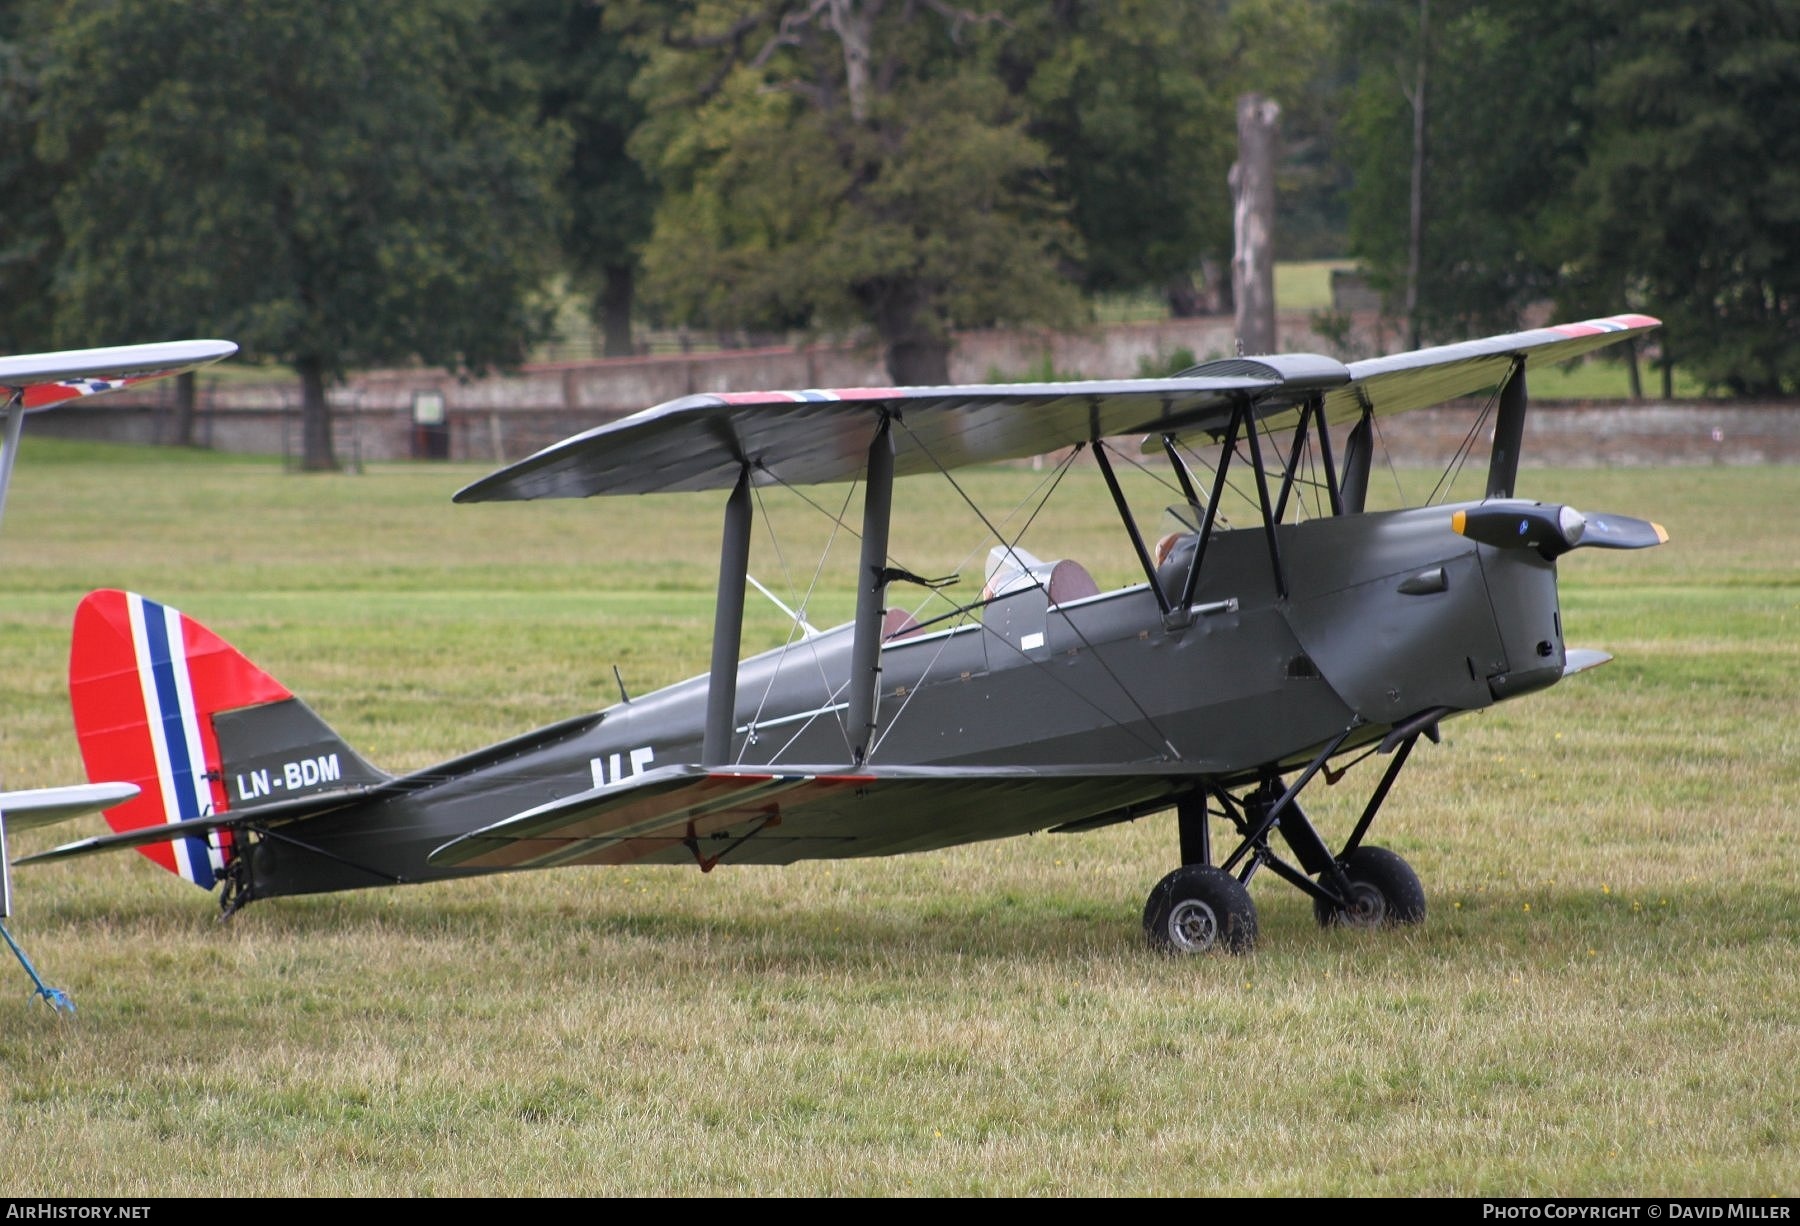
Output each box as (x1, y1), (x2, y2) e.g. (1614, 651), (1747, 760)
(0, 399), (23, 533)
(1241, 404), (1288, 600)
(1174, 403), (1245, 621)
(1486, 357), (1527, 499)
(1161, 434), (1203, 507)
(1272, 398), (1315, 523)
(1340, 406), (1373, 514)
(704, 465), (753, 765)
(1095, 443), (1171, 617)
(1309, 395), (1345, 516)
(846, 415), (895, 763)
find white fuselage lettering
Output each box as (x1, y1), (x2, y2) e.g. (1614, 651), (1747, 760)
(236, 754), (342, 800)
(590, 745), (655, 789)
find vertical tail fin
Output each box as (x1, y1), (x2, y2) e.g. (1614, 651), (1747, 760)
(68, 590), (387, 889)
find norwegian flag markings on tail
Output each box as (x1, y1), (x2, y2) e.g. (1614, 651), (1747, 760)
(69, 590), (292, 888)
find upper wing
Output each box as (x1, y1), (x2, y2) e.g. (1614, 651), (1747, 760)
(428, 763), (1196, 870)
(1314, 313), (1660, 428)
(0, 339), (239, 410)
(454, 362), (1343, 501)
(456, 315), (1657, 501)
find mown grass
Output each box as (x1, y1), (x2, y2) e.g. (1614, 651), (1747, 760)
(0, 440), (1794, 1196)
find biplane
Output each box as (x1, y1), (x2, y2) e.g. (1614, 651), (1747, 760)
(22, 317), (1668, 955)
(0, 339), (237, 1004)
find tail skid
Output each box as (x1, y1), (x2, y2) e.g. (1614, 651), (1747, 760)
(67, 590), (388, 890)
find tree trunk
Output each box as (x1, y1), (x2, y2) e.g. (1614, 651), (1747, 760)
(1163, 272), (1204, 318)
(599, 263), (635, 357)
(171, 370), (197, 447)
(1231, 93), (1280, 356)
(884, 333), (950, 385)
(870, 280), (949, 385)
(1624, 337), (1643, 400)
(1200, 257), (1231, 314)
(298, 355), (337, 472)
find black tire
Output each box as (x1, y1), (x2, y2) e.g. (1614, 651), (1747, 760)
(1313, 845), (1427, 929)
(1143, 865), (1258, 954)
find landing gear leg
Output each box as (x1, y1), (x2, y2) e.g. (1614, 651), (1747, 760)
(1144, 793), (1255, 954)
(1177, 795), (1211, 867)
(1160, 729), (1433, 947)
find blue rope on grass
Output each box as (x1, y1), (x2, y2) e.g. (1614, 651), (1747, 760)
(0, 920), (74, 1013)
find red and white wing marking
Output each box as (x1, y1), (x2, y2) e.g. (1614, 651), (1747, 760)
(1547, 313), (1660, 338)
(0, 340), (238, 412)
(1317, 313), (1663, 424)
(69, 590), (291, 888)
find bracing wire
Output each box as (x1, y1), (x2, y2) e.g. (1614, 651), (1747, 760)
(894, 423), (1184, 761)
(1424, 381), (1502, 506)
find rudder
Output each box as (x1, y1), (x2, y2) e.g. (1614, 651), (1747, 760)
(68, 590), (387, 889)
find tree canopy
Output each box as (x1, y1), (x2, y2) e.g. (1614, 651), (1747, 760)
(0, 5), (58, 355)
(1559, 1), (1800, 395)
(3, 0), (1796, 411)
(495, 0), (657, 357)
(1338, 0), (1800, 394)
(38, 0), (567, 467)
(627, 0), (1083, 383)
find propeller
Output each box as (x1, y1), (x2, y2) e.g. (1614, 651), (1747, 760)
(1452, 500), (1668, 560)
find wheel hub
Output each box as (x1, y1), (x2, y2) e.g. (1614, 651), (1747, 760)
(1341, 881), (1387, 927)
(1166, 898), (1220, 952)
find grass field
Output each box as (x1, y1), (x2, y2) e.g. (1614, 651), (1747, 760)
(0, 441), (1794, 1196)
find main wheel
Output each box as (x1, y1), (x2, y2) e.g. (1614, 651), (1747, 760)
(1143, 865), (1258, 954)
(1313, 845), (1426, 929)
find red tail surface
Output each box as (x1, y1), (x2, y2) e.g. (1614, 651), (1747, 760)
(69, 591), (291, 888)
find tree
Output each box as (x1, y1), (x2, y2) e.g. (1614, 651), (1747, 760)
(996, 0), (1234, 314)
(39, 0), (566, 468)
(999, 0), (1332, 315)
(496, 0), (658, 357)
(1340, 0), (1800, 392)
(1338, 0), (1610, 341)
(1559, 1), (1800, 395)
(0, 3), (59, 355)
(628, 0), (1082, 384)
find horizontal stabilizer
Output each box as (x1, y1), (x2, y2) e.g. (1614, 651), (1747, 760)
(430, 762), (1197, 871)
(0, 340), (237, 411)
(13, 785), (377, 867)
(0, 782), (140, 833)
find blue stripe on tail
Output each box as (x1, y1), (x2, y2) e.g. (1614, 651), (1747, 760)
(139, 597), (215, 889)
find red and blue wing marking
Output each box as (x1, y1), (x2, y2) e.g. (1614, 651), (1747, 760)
(70, 590), (291, 888)
(20, 374), (153, 409)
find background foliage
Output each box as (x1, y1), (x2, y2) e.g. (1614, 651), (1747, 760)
(2, 0), (1797, 437)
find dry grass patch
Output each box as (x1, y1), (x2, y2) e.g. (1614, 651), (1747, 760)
(0, 449), (1793, 1195)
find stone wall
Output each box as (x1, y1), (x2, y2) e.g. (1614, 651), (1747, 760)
(28, 313), (1798, 466)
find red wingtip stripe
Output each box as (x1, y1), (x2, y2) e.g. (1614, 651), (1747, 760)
(1550, 313), (1662, 339)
